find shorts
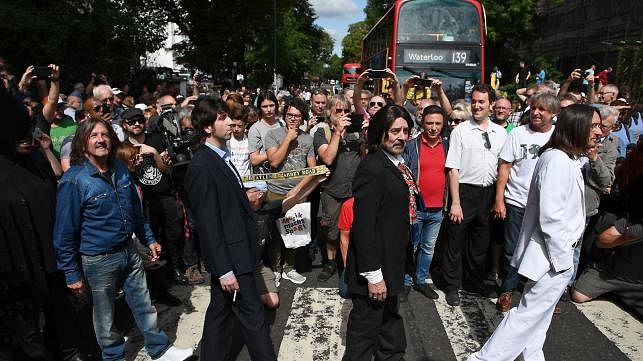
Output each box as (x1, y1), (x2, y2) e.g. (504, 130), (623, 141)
(319, 192), (344, 246)
(254, 264), (278, 295)
(574, 266), (643, 316)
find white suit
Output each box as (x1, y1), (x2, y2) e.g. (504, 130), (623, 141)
(468, 148), (586, 361)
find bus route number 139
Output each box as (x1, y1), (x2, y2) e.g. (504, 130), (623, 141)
(452, 51), (467, 64)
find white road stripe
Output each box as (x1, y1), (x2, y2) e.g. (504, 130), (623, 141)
(433, 289), (504, 360)
(278, 287), (349, 361)
(574, 300), (643, 361)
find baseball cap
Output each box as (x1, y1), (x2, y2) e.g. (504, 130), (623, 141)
(121, 108), (144, 122)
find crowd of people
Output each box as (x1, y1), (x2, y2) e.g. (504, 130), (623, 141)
(0, 58), (641, 361)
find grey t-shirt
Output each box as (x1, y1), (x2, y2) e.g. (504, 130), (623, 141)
(263, 128), (315, 195)
(313, 127), (362, 198)
(248, 119), (282, 173)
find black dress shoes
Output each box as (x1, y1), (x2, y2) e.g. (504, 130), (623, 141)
(445, 290), (460, 306)
(413, 283), (439, 299)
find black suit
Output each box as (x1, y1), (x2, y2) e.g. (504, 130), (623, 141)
(344, 149), (412, 361)
(185, 144), (276, 361)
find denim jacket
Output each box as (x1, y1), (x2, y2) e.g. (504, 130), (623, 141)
(53, 159), (155, 284)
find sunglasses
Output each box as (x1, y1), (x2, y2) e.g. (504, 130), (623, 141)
(482, 132), (491, 150)
(334, 108), (350, 114)
(124, 117), (145, 125)
(369, 101), (384, 107)
(451, 118), (465, 124)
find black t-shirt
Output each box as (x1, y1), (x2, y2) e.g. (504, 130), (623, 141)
(125, 133), (173, 197)
(313, 127), (363, 198)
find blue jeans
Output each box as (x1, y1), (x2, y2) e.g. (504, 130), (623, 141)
(500, 204), (526, 292)
(405, 208), (444, 286)
(82, 241), (170, 361)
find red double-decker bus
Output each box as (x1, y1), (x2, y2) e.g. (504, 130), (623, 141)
(341, 63), (362, 86)
(361, 0), (486, 99)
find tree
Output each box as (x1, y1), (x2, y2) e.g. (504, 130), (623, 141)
(161, 0), (330, 88)
(341, 0), (392, 63)
(0, 0), (168, 90)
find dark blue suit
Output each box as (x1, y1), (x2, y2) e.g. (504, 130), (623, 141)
(185, 144), (276, 361)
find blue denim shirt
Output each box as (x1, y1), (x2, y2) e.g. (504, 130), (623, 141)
(53, 159), (156, 284)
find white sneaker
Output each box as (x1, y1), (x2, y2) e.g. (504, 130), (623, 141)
(274, 271), (281, 288)
(156, 345), (193, 361)
(282, 270), (306, 284)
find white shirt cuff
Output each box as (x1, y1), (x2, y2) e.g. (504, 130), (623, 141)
(219, 270), (234, 279)
(360, 269), (383, 284)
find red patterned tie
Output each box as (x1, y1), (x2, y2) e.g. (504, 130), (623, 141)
(397, 162), (418, 224)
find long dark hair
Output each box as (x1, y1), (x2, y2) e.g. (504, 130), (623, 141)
(366, 104), (413, 153)
(70, 118), (121, 165)
(539, 104), (598, 158)
(256, 91), (278, 118)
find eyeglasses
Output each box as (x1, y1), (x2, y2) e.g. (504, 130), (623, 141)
(285, 113), (302, 119)
(482, 132), (491, 149)
(451, 118), (465, 124)
(369, 101), (384, 107)
(334, 108), (350, 114)
(103, 96), (114, 103)
(124, 117), (145, 125)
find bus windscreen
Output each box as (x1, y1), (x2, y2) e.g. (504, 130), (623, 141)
(397, 0), (481, 43)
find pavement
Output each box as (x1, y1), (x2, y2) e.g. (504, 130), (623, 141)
(124, 264), (643, 361)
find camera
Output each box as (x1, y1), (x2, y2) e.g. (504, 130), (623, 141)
(33, 66), (52, 80)
(584, 71), (590, 77)
(101, 103), (110, 115)
(157, 107), (197, 165)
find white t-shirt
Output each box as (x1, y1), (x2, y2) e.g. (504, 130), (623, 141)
(499, 124), (555, 208)
(227, 136), (251, 177)
(445, 119), (508, 187)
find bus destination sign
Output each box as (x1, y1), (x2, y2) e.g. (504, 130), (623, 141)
(402, 48), (478, 66)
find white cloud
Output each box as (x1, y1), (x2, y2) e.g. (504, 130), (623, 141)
(310, 0), (359, 19)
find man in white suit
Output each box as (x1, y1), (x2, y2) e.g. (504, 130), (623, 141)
(467, 104), (602, 361)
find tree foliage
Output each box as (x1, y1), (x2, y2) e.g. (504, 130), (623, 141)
(164, 0), (332, 88)
(0, 0), (168, 89)
(342, 0), (392, 63)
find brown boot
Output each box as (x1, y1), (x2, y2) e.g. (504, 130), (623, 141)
(185, 264), (205, 285)
(496, 291), (512, 312)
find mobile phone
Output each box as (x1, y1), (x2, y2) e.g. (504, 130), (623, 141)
(316, 115), (329, 123)
(583, 71), (590, 77)
(346, 113), (364, 133)
(368, 70), (388, 79)
(32, 127), (43, 143)
(33, 66), (52, 80)
(414, 78), (433, 87)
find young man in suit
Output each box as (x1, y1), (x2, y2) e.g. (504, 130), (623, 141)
(467, 104), (602, 361)
(185, 97), (276, 361)
(343, 104), (415, 361)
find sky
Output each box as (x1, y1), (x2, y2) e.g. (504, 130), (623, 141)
(309, 0), (368, 56)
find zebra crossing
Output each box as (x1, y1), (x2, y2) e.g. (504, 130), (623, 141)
(127, 275), (642, 361)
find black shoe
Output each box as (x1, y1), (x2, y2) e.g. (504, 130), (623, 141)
(464, 282), (498, 298)
(153, 291), (182, 306)
(413, 283), (439, 300)
(317, 261), (337, 282)
(173, 268), (189, 285)
(399, 285), (411, 303)
(445, 290), (460, 306)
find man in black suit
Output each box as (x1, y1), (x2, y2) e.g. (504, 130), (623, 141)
(343, 104), (416, 361)
(185, 96), (276, 361)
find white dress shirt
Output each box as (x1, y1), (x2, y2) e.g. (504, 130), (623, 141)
(445, 118), (507, 187)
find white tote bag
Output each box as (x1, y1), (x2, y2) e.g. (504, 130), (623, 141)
(276, 202), (312, 249)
